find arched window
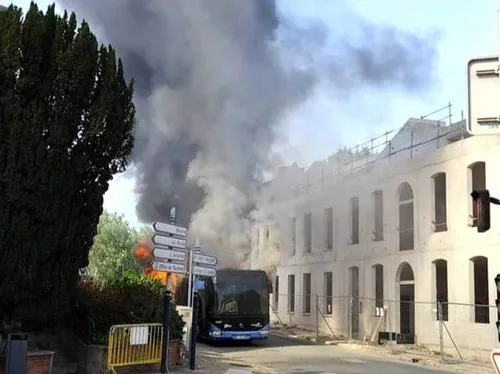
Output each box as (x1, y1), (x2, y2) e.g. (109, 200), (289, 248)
(398, 182), (414, 251)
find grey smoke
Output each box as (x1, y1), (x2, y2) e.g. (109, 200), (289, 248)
(57, 0), (437, 265)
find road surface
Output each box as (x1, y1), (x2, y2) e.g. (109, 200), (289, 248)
(194, 333), (492, 374)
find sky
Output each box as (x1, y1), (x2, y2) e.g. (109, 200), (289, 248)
(4, 0), (500, 228)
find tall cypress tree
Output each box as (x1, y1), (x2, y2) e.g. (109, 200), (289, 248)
(0, 2), (136, 328)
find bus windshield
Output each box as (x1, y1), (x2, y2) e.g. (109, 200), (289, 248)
(213, 271), (268, 315)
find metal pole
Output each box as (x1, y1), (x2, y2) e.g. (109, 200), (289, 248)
(497, 9), (500, 71)
(315, 294), (319, 341)
(187, 248), (193, 307)
(160, 207), (176, 373)
(348, 296), (352, 341)
(190, 240), (201, 308)
(438, 302), (444, 362)
(160, 289), (171, 373)
(189, 293), (200, 370)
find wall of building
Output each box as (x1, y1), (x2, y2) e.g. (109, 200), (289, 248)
(251, 119), (500, 354)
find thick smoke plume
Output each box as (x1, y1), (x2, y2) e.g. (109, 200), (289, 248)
(58, 0), (437, 266)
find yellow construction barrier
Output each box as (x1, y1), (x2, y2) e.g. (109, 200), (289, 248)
(107, 323), (164, 373)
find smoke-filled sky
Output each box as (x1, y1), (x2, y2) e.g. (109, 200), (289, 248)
(6, 0), (500, 261)
(55, 0), (437, 231)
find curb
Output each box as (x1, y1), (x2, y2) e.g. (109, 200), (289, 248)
(226, 360), (278, 374)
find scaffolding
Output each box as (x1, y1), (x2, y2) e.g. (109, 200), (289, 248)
(288, 103), (467, 198)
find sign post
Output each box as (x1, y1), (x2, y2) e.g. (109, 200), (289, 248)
(153, 208), (188, 374)
(185, 243), (218, 370)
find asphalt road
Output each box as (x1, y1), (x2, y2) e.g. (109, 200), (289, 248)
(199, 333), (482, 374)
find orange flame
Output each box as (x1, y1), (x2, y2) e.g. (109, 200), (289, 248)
(133, 235), (179, 294)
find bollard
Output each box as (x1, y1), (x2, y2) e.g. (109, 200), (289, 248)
(5, 333), (28, 374)
(189, 294), (199, 370)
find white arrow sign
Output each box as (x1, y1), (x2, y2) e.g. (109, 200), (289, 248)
(153, 221), (187, 237)
(152, 261), (186, 274)
(192, 265), (217, 277)
(193, 253), (217, 266)
(152, 234), (186, 249)
(152, 247), (186, 262)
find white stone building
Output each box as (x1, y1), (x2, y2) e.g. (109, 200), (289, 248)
(247, 116), (500, 358)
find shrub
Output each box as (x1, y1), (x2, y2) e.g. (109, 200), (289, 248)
(72, 272), (185, 344)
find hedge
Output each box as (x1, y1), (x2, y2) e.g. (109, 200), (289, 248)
(71, 272), (185, 344)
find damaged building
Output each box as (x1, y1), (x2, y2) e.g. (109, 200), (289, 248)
(246, 116), (500, 358)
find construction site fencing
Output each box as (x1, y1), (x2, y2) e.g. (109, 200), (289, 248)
(270, 293), (497, 366)
(107, 323), (164, 374)
(270, 293), (350, 340)
(437, 301), (498, 364)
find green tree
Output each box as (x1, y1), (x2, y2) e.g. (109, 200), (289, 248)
(84, 211), (149, 284)
(0, 3), (136, 328)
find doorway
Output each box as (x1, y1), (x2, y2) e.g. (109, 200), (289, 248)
(397, 262), (415, 336)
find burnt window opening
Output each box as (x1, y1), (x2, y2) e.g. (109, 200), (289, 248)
(349, 266), (360, 329)
(304, 213), (312, 254)
(398, 182), (414, 251)
(265, 226), (270, 241)
(432, 173), (447, 232)
(324, 272), (332, 315)
(373, 190), (384, 241)
(324, 207), (333, 250)
(291, 217), (296, 255)
(274, 276), (279, 309)
(374, 264), (384, 314)
(468, 162), (486, 227)
(288, 274), (295, 313)
(303, 273), (311, 314)
(350, 197), (360, 245)
(434, 259), (448, 321)
(471, 256), (489, 324)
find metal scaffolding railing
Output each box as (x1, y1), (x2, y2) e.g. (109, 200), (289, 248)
(282, 103), (467, 199)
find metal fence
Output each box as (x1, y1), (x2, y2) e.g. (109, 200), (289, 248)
(438, 301), (498, 364)
(107, 323), (164, 373)
(270, 293), (497, 365)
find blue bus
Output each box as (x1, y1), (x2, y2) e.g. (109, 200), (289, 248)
(175, 269), (271, 341)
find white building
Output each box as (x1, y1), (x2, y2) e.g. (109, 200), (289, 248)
(248, 116), (500, 359)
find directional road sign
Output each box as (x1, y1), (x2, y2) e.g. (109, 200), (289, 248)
(491, 348), (500, 373)
(152, 234), (187, 249)
(193, 253), (217, 266)
(152, 261), (186, 274)
(192, 265), (217, 277)
(467, 56), (500, 135)
(152, 247), (186, 262)
(153, 221), (187, 237)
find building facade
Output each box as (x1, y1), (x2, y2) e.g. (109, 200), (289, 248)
(248, 117), (500, 357)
